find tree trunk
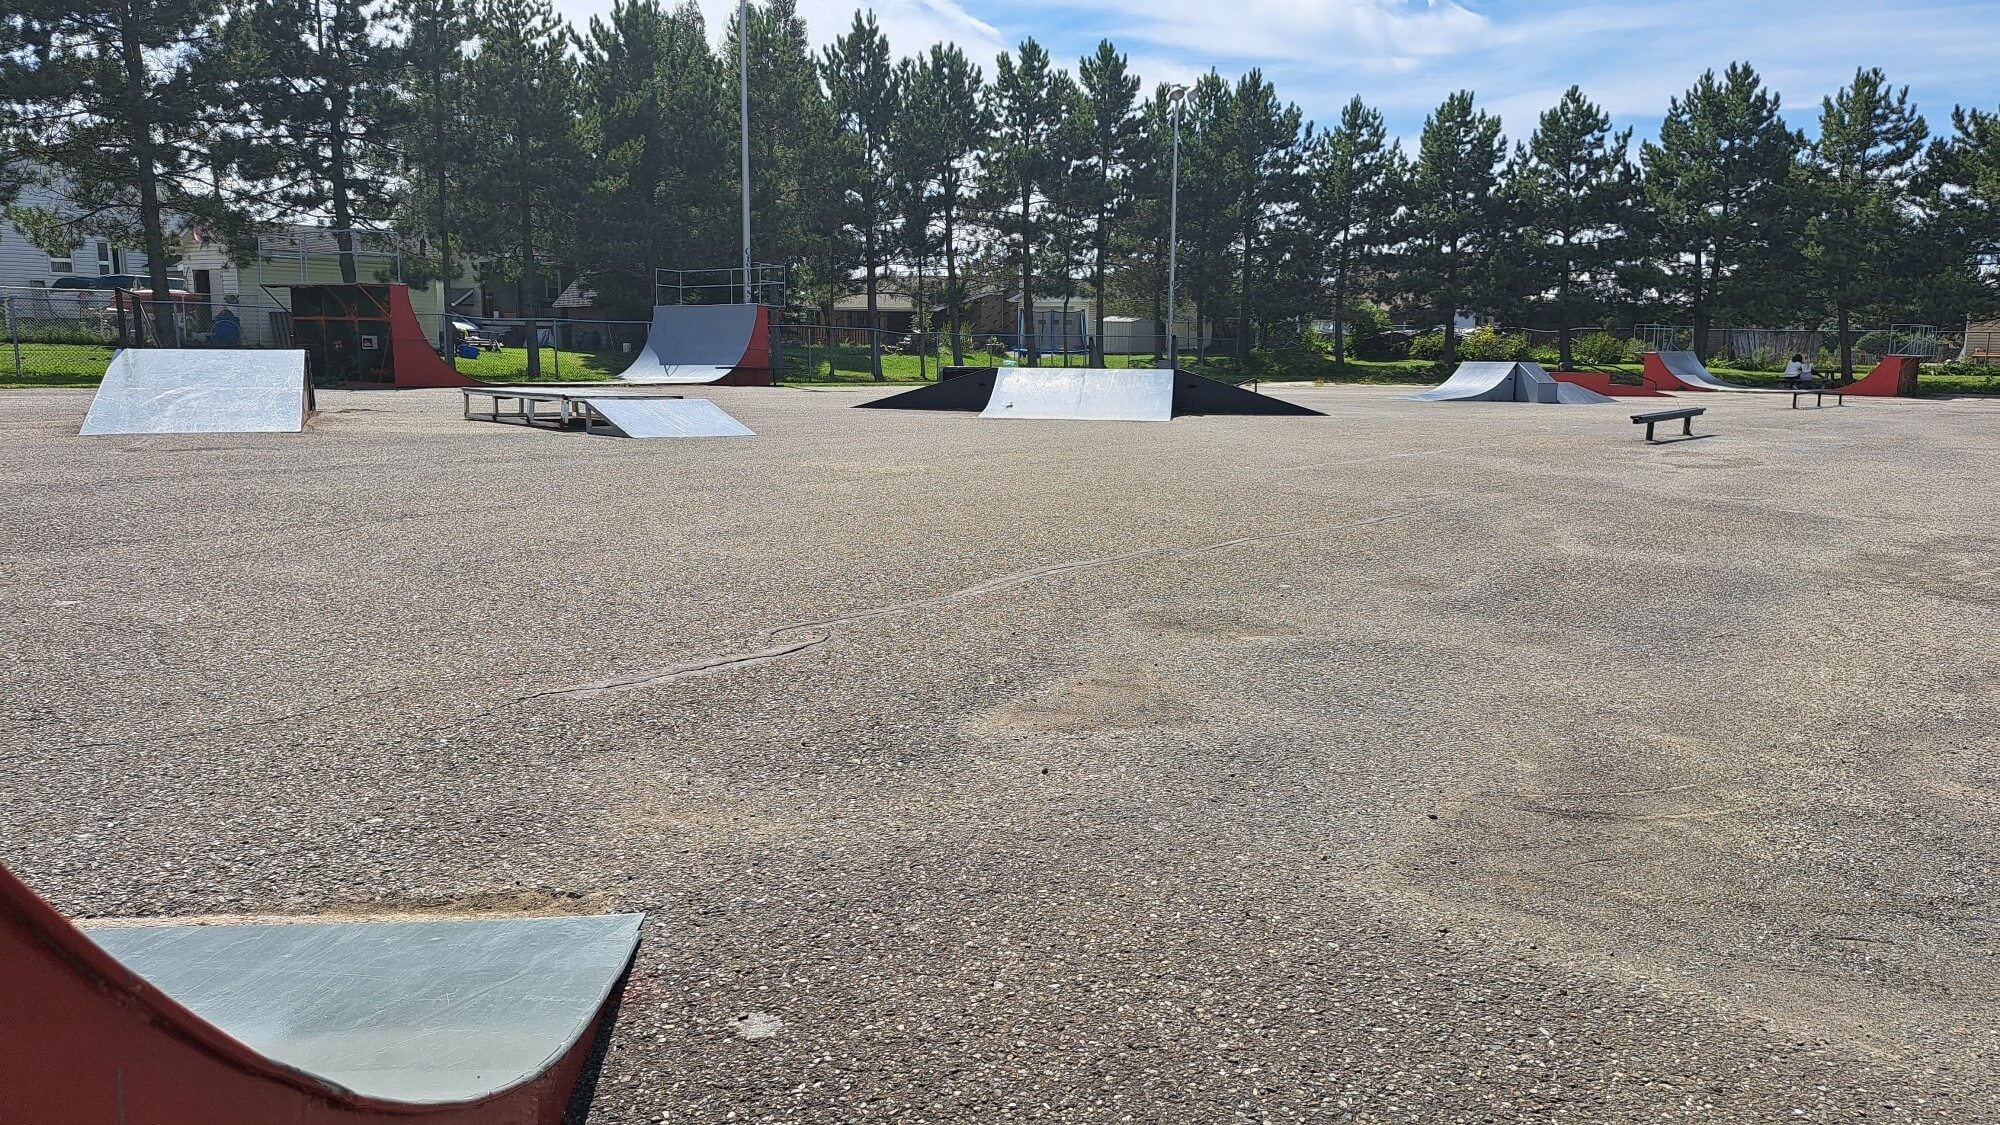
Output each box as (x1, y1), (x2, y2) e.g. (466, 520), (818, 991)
(1330, 246), (1347, 369)
(865, 218), (882, 381)
(521, 206), (540, 381)
(1091, 205), (1107, 367)
(1837, 305), (1853, 382)
(1020, 180), (1036, 365)
(945, 205), (963, 365)
(329, 80), (358, 285)
(1441, 263), (1458, 368)
(118, 8), (176, 346)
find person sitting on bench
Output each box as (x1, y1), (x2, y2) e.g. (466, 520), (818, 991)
(1781, 353), (1816, 389)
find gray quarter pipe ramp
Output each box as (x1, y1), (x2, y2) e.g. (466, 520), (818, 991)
(616, 304), (773, 385)
(80, 349), (314, 435)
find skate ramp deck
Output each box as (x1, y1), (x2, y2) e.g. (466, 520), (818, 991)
(981, 367), (1173, 421)
(1, 862), (641, 1123)
(1409, 361), (1611, 404)
(585, 396), (754, 437)
(80, 349), (313, 435)
(617, 304), (771, 385)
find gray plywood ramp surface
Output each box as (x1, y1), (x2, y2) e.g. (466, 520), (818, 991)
(980, 367), (1173, 421)
(80, 349), (312, 435)
(587, 396), (754, 437)
(84, 913), (643, 1103)
(1409, 361), (1610, 404)
(1657, 350), (1752, 391)
(617, 305), (760, 384)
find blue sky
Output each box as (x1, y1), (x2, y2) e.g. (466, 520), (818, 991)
(551, 0), (2000, 145)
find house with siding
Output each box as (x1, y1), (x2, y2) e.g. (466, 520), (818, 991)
(0, 182), (157, 293)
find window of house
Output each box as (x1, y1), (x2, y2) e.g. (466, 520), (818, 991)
(97, 241), (113, 275)
(543, 278), (560, 303)
(49, 250), (73, 274)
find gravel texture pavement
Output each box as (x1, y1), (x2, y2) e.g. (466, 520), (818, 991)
(1, 381), (1996, 1123)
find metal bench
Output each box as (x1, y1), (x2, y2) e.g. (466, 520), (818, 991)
(1790, 388), (1844, 409)
(1631, 405), (1705, 443)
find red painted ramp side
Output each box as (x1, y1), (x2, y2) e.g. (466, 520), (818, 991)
(1641, 352), (1715, 392)
(714, 305), (773, 386)
(388, 286), (480, 388)
(1842, 355), (1920, 396)
(1551, 370), (1672, 397)
(0, 864), (601, 1124)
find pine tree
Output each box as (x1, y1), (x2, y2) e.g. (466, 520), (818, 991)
(1805, 68), (1927, 379)
(1402, 90), (1505, 366)
(1224, 70), (1305, 357)
(983, 38), (1072, 364)
(459, 0), (581, 379)
(223, 0), (400, 282)
(1172, 73), (1238, 356)
(1640, 64), (1803, 357)
(726, 0), (842, 323)
(1306, 97), (1404, 368)
(1507, 86), (1632, 370)
(1074, 40), (1138, 365)
(6, 0), (237, 343)
(387, 0), (469, 355)
(1925, 105), (2000, 322)
(820, 11), (899, 379)
(896, 45), (987, 364)
(579, 0), (731, 316)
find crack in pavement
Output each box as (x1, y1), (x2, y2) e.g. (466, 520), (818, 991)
(531, 503), (1435, 702)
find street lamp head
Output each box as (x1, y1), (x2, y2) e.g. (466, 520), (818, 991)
(1165, 84), (1187, 105)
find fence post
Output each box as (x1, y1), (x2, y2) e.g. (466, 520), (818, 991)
(6, 297), (18, 381)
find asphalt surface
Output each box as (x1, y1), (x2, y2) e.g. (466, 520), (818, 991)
(1, 381), (1995, 1122)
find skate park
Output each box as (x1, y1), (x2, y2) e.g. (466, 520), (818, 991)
(7, 0), (2000, 1115)
(4, 369), (1998, 1121)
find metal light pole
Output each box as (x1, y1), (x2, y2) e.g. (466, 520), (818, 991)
(738, 0), (753, 304)
(1163, 85), (1186, 369)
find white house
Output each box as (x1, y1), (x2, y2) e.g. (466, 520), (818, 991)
(0, 183), (156, 292)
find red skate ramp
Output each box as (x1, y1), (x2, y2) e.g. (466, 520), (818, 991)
(1550, 369), (1672, 397)
(0, 862), (641, 1124)
(1841, 355), (1921, 396)
(290, 283), (479, 388)
(616, 304), (772, 385)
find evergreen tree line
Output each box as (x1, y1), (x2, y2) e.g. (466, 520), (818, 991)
(4, 0), (1998, 375)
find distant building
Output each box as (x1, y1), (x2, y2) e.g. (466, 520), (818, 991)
(1962, 317), (2000, 363)
(0, 182), (157, 292)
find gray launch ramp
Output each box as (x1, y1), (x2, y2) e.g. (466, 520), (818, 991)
(617, 305), (763, 384)
(84, 912), (643, 1103)
(982, 366), (1173, 421)
(585, 396), (753, 437)
(857, 366), (1322, 418)
(1409, 361), (1611, 404)
(80, 349), (313, 435)
(1656, 350), (1754, 391)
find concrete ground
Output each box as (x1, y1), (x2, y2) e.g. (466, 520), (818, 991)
(1, 382), (1995, 1123)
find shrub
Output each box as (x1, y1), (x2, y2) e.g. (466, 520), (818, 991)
(1407, 330), (1444, 361)
(1930, 360), (2000, 379)
(1530, 345), (1561, 367)
(1572, 332), (1628, 366)
(1456, 326), (1531, 362)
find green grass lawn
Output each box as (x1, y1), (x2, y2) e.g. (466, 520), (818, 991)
(0, 343), (120, 388)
